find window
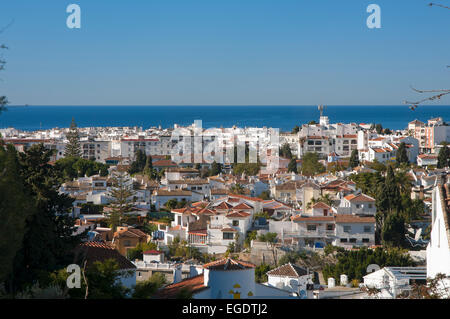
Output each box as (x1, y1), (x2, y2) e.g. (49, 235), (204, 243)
(323, 209), (328, 216)
(356, 204), (360, 209)
(343, 225), (351, 233)
(326, 224), (334, 231)
(223, 232), (234, 240)
(340, 238), (348, 243)
(307, 225), (317, 231)
(362, 238), (370, 243)
(232, 220), (239, 227)
(124, 240), (132, 247)
(368, 204), (373, 209)
(349, 238), (357, 243)
(364, 226), (372, 233)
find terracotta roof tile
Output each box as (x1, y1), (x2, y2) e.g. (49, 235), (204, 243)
(203, 258), (255, 270)
(267, 263), (308, 278)
(154, 274), (207, 299)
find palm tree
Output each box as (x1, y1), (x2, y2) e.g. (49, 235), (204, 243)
(307, 194), (333, 210)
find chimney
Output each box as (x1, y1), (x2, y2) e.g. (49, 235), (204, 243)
(173, 265), (182, 284)
(189, 265), (198, 278)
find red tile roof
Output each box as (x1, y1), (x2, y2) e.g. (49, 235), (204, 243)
(226, 211), (251, 218)
(73, 242), (136, 270)
(291, 216), (335, 222)
(143, 250), (163, 255)
(154, 274), (207, 299)
(203, 258), (255, 270)
(344, 193), (375, 202)
(233, 202), (254, 210)
(267, 263), (308, 278)
(335, 215), (375, 224)
(312, 202), (332, 210)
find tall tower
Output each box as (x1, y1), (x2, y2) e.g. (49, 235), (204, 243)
(318, 105), (329, 126)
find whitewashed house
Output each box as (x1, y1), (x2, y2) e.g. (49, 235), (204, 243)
(426, 183), (450, 296)
(363, 267), (427, 299)
(266, 263), (314, 298)
(155, 258), (293, 299)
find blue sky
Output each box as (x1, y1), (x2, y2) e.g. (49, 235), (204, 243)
(0, 0), (449, 105)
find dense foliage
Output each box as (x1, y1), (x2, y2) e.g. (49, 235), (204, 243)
(301, 152), (325, 176)
(64, 118), (82, 158)
(54, 157), (109, 181)
(322, 247), (415, 284)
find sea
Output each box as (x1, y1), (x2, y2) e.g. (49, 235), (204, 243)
(0, 105), (449, 132)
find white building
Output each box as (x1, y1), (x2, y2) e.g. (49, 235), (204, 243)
(155, 258), (293, 299)
(426, 183), (450, 297)
(266, 263), (314, 298)
(363, 267), (427, 299)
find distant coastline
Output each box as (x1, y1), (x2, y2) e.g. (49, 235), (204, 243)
(1, 105), (449, 132)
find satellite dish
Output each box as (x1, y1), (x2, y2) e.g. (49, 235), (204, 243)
(414, 228), (422, 242)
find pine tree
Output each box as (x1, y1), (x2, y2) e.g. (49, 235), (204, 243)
(0, 144), (34, 286)
(107, 171), (135, 231)
(385, 165), (401, 212)
(381, 213), (406, 247)
(64, 118), (81, 158)
(349, 149), (360, 168)
(10, 144), (80, 293)
(288, 158), (298, 173)
(437, 142), (450, 168)
(144, 155), (154, 179)
(210, 161), (222, 176)
(128, 149), (147, 175)
(396, 142), (409, 165)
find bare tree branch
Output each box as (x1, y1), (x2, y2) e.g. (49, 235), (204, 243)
(405, 4), (450, 110)
(429, 2), (450, 10)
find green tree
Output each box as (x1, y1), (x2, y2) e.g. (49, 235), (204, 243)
(322, 247), (415, 284)
(396, 142), (409, 165)
(0, 145), (34, 286)
(292, 125), (300, 134)
(64, 118), (82, 158)
(375, 124), (383, 134)
(258, 191), (271, 200)
(129, 149), (147, 175)
(382, 213), (407, 247)
(132, 273), (167, 299)
(288, 158), (298, 174)
(210, 161), (222, 176)
(10, 144), (81, 293)
(280, 143), (293, 159)
(76, 259), (131, 299)
(107, 171), (135, 231)
(230, 183), (246, 195)
(307, 194), (333, 210)
(127, 241), (158, 261)
(143, 155), (156, 179)
(349, 149), (360, 169)
(255, 264), (273, 283)
(437, 142), (450, 168)
(165, 199), (179, 210)
(301, 152), (325, 176)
